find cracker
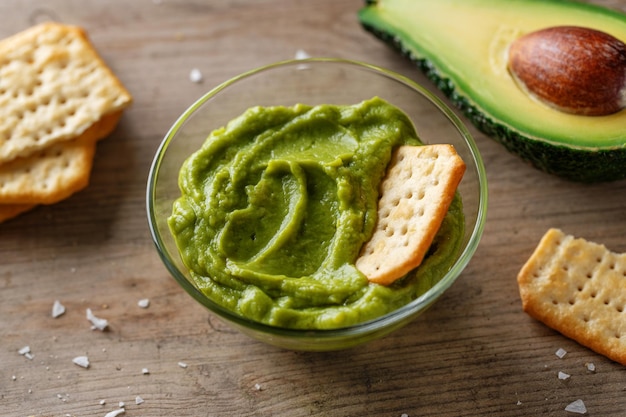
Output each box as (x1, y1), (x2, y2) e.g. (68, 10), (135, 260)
(0, 111), (121, 205)
(518, 228), (626, 365)
(0, 22), (132, 163)
(356, 144), (466, 285)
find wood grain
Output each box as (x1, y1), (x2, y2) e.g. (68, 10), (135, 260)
(1, 1), (626, 416)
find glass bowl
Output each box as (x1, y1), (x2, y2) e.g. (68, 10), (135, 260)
(147, 58), (488, 351)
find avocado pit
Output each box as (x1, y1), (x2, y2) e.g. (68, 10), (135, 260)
(508, 26), (626, 116)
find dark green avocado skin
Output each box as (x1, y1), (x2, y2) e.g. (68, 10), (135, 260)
(359, 8), (626, 183)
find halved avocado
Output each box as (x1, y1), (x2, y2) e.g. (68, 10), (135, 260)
(359, 0), (626, 182)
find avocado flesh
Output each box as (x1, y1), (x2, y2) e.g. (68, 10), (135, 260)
(359, 0), (626, 182)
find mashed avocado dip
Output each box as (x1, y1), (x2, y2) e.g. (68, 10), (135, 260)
(168, 97), (464, 330)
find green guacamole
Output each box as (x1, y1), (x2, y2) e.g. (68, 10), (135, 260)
(168, 97), (464, 329)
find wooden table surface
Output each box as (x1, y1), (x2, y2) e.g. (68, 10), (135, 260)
(2, 1), (626, 416)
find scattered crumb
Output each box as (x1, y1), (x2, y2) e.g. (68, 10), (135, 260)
(135, 396), (144, 405)
(295, 49), (310, 60)
(18, 345), (34, 360)
(86, 308), (109, 331)
(558, 371), (571, 380)
(555, 348), (567, 359)
(52, 300), (66, 318)
(565, 399), (587, 414)
(72, 356), (90, 369)
(516, 400), (522, 406)
(104, 409), (125, 417)
(137, 298), (150, 308)
(189, 68), (203, 83)
(178, 361), (188, 368)
(585, 362), (596, 372)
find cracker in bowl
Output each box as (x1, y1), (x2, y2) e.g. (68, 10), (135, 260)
(0, 22), (132, 221)
(356, 144), (466, 285)
(518, 228), (626, 365)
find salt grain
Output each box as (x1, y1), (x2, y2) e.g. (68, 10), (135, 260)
(119, 401), (125, 408)
(72, 356), (90, 369)
(178, 361), (188, 368)
(100, 399), (106, 405)
(142, 368), (150, 375)
(555, 348), (567, 359)
(558, 371), (571, 380)
(295, 49), (311, 60)
(135, 396), (144, 405)
(585, 362), (596, 372)
(137, 298), (150, 308)
(104, 409), (125, 417)
(254, 383), (262, 391)
(565, 399), (587, 414)
(52, 300), (66, 318)
(86, 308), (109, 331)
(189, 68), (203, 83)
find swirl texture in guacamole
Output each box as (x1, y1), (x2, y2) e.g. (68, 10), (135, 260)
(168, 97), (464, 329)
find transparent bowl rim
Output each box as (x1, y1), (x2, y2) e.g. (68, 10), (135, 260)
(146, 57), (488, 339)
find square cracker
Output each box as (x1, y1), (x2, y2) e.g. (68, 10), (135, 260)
(0, 22), (132, 163)
(518, 228), (626, 365)
(0, 110), (121, 205)
(356, 144), (466, 285)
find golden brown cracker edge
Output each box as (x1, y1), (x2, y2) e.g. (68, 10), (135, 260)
(0, 203), (36, 223)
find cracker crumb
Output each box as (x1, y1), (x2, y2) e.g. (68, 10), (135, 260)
(86, 308), (109, 331)
(137, 298), (150, 308)
(18, 345), (34, 359)
(189, 68), (203, 83)
(52, 300), (66, 318)
(555, 348), (567, 359)
(565, 399), (587, 414)
(72, 356), (90, 368)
